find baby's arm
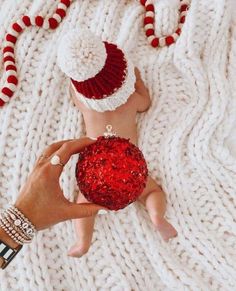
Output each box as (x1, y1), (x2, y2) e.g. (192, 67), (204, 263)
(134, 68), (151, 113)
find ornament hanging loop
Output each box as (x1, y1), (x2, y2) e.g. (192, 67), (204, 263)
(104, 125), (117, 138)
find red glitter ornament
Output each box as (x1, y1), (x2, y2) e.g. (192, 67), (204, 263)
(75, 135), (148, 211)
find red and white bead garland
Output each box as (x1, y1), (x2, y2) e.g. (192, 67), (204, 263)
(140, 0), (190, 48)
(0, 0), (72, 107)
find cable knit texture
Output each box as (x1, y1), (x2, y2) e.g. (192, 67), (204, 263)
(0, 0), (236, 290)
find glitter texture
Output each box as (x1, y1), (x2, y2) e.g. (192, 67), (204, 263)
(75, 136), (148, 210)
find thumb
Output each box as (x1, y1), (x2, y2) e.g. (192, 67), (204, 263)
(65, 202), (108, 220)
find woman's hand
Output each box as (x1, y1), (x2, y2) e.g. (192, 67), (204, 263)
(14, 138), (106, 231)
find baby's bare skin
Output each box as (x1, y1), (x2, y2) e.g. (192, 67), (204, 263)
(68, 69), (177, 258)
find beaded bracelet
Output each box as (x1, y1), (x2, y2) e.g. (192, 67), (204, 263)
(0, 220), (28, 245)
(6, 207), (36, 236)
(0, 205), (36, 245)
(2, 211), (33, 241)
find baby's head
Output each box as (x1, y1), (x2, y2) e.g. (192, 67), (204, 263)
(57, 29), (135, 112)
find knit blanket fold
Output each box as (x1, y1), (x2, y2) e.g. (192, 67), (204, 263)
(0, 1), (235, 290)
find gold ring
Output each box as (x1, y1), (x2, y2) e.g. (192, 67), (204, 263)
(39, 155), (49, 160)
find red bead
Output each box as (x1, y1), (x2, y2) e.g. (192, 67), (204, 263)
(76, 137), (148, 211)
(12, 22), (23, 33)
(165, 36), (175, 46)
(180, 4), (188, 12)
(61, 0), (71, 7)
(22, 16), (31, 26)
(3, 56), (15, 63)
(144, 17), (154, 25)
(175, 28), (181, 35)
(180, 16), (186, 23)
(49, 18), (58, 29)
(140, 0), (147, 5)
(3, 46), (14, 54)
(0, 99), (5, 107)
(145, 29), (154, 37)
(6, 65), (17, 71)
(6, 34), (17, 44)
(7, 76), (18, 85)
(35, 16), (44, 27)
(146, 4), (154, 12)
(56, 8), (66, 18)
(2, 87), (14, 97)
(151, 38), (159, 47)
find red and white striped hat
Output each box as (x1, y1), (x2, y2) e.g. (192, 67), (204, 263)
(57, 29), (135, 112)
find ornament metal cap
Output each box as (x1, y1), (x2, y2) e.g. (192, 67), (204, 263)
(103, 125), (116, 138)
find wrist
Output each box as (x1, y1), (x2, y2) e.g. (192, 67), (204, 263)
(14, 197), (38, 230)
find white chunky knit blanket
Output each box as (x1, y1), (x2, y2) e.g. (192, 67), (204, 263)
(0, 0), (236, 290)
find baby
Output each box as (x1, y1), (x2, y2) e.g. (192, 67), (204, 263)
(57, 29), (177, 258)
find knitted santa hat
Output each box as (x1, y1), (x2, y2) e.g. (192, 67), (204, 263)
(57, 29), (135, 112)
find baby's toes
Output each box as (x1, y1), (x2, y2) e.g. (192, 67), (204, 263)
(68, 242), (90, 258)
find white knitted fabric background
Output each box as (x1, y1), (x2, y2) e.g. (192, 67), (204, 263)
(0, 0), (236, 290)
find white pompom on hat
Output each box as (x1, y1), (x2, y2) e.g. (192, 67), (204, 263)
(57, 29), (107, 81)
(57, 28), (135, 112)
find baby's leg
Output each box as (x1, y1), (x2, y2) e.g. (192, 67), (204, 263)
(68, 193), (96, 257)
(139, 176), (177, 241)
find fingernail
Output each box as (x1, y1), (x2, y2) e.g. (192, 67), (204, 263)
(88, 136), (97, 141)
(98, 209), (108, 215)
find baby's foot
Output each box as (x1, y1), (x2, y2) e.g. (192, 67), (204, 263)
(155, 216), (178, 242)
(68, 241), (90, 258)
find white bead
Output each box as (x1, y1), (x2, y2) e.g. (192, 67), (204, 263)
(145, 0), (153, 6)
(7, 83), (17, 91)
(180, 0), (190, 5)
(172, 33), (179, 41)
(5, 41), (14, 48)
(180, 11), (187, 17)
(178, 23), (184, 29)
(144, 23), (154, 31)
(14, 219), (21, 226)
(43, 20), (50, 30)
(22, 222), (28, 229)
(9, 213), (16, 219)
(147, 35), (155, 43)
(3, 52), (14, 58)
(146, 11), (154, 18)
(159, 37), (166, 47)
(16, 20), (25, 30)
(58, 3), (67, 10)
(6, 70), (17, 77)
(30, 16), (36, 26)
(4, 61), (15, 68)
(53, 14), (62, 23)
(8, 28), (19, 38)
(26, 229), (33, 235)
